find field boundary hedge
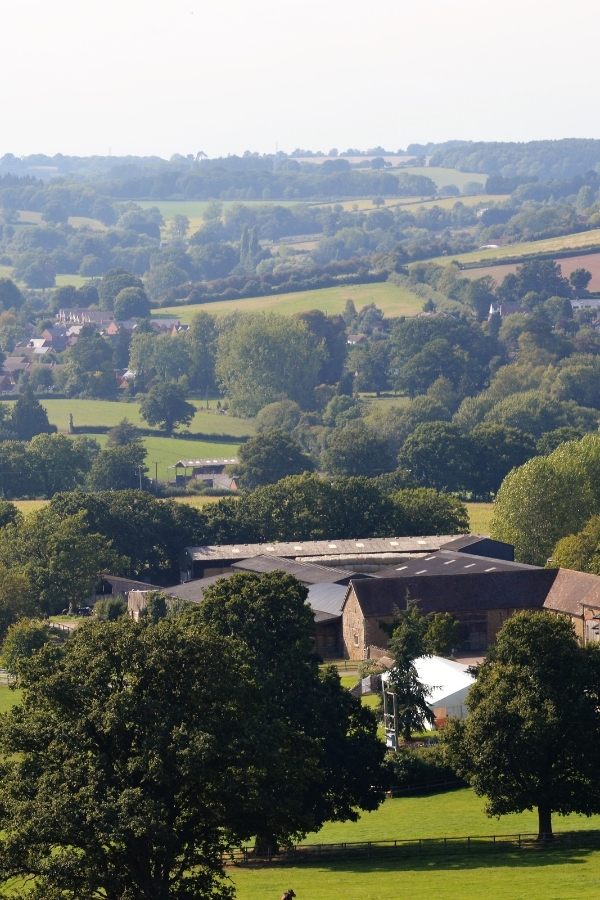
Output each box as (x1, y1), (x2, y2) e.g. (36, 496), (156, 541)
(71, 424), (247, 443)
(455, 243), (600, 271)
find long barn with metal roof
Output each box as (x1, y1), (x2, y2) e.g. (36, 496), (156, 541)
(182, 534), (468, 579)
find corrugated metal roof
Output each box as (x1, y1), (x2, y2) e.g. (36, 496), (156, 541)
(171, 458), (238, 468)
(439, 535), (514, 561)
(163, 573), (236, 602)
(186, 535), (463, 562)
(306, 583), (348, 618)
(375, 550), (539, 579)
(231, 555), (358, 584)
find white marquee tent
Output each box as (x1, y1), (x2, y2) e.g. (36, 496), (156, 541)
(381, 655), (475, 730)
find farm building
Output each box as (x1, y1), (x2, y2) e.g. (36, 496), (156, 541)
(381, 656), (475, 730)
(342, 551), (554, 659)
(182, 534), (464, 580)
(341, 550), (600, 659)
(171, 458), (238, 490)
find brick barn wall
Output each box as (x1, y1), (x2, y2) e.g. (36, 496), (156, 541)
(342, 589), (366, 660)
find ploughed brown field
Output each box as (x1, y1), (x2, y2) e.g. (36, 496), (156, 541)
(463, 251), (600, 290)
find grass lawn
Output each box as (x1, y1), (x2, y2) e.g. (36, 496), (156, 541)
(424, 227), (600, 268)
(360, 393), (411, 412)
(0, 684), (22, 713)
(465, 502), (494, 536)
(29, 398), (253, 438)
(54, 273), (89, 287)
(233, 789), (600, 898)
(231, 847), (600, 899)
(154, 282), (425, 322)
(301, 788), (600, 846)
(70, 432), (241, 483)
(0, 263), (89, 289)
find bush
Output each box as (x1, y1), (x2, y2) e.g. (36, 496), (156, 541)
(385, 743), (466, 795)
(94, 597), (127, 621)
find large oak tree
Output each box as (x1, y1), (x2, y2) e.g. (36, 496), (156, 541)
(446, 611), (600, 840)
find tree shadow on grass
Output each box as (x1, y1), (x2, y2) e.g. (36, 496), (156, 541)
(240, 843), (598, 876)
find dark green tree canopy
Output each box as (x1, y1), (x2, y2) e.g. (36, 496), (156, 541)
(140, 381), (195, 434)
(216, 312), (324, 416)
(0, 617), (255, 898)
(236, 428), (314, 489)
(10, 388), (56, 441)
(195, 572), (385, 851)
(113, 285), (151, 320)
(0, 276), (24, 310)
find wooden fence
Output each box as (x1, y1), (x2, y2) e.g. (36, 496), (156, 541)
(228, 829), (600, 866)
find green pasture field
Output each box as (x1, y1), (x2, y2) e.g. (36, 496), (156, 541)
(233, 789), (600, 898)
(153, 282), (425, 322)
(465, 502), (494, 536)
(383, 193), (506, 213)
(0, 684), (22, 713)
(30, 399), (253, 438)
(296, 789), (600, 846)
(424, 227), (600, 268)
(231, 847), (600, 899)
(360, 394), (411, 413)
(0, 261), (89, 289)
(2, 398), (249, 483)
(54, 273), (89, 287)
(392, 166), (486, 190)
(70, 432), (240, 483)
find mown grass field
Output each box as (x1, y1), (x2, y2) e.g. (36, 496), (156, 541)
(154, 281), (425, 322)
(0, 684), (22, 713)
(233, 789), (600, 898)
(465, 502), (494, 536)
(72, 432), (241, 482)
(0, 262), (89, 289)
(231, 847), (600, 899)
(424, 228), (600, 268)
(35, 398), (253, 438)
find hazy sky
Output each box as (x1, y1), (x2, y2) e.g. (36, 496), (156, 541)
(1, 0), (598, 158)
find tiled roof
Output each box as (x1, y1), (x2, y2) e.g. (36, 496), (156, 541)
(543, 568), (600, 615)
